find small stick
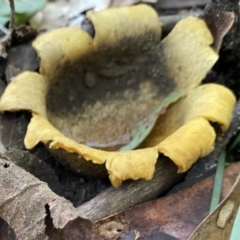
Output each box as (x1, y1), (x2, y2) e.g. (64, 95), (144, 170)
(8, 0), (15, 31)
(160, 10), (203, 32)
(77, 157), (180, 221)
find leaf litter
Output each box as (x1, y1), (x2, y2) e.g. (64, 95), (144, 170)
(95, 162), (240, 239)
(0, 156), (99, 240)
(0, 1), (240, 239)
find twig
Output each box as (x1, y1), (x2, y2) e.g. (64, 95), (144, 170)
(0, 0), (15, 57)
(159, 10), (203, 32)
(77, 157), (181, 221)
(8, 0), (15, 31)
(155, 0), (211, 9)
(81, 10), (204, 35)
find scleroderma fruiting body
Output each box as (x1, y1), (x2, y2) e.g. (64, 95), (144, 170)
(0, 5), (236, 187)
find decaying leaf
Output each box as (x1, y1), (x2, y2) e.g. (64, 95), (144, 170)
(4, 147), (108, 207)
(30, 0), (110, 31)
(5, 42), (39, 82)
(0, 5), (236, 187)
(203, 3), (235, 52)
(189, 169), (240, 240)
(95, 162), (240, 239)
(0, 112), (29, 150)
(0, 80), (29, 151)
(4, 148), (61, 194)
(0, 157), (101, 239)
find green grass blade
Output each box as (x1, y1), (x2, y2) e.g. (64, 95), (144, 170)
(230, 205), (240, 240)
(209, 150), (226, 213)
(119, 92), (180, 151)
(229, 131), (240, 151)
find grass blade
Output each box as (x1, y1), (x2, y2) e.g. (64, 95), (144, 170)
(209, 150), (226, 213)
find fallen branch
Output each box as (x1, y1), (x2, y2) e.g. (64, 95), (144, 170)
(77, 156), (180, 221)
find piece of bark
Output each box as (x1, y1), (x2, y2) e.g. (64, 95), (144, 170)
(155, 0), (211, 9)
(77, 157), (180, 221)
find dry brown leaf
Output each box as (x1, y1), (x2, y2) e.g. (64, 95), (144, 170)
(203, 3), (235, 52)
(95, 162), (240, 240)
(4, 148), (62, 194)
(0, 157), (101, 239)
(30, 0), (111, 31)
(189, 168), (240, 240)
(0, 5), (236, 187)
(0, 112), (29, 150)
(0, 80), (29, 151)
(5, 43), (39, 82)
